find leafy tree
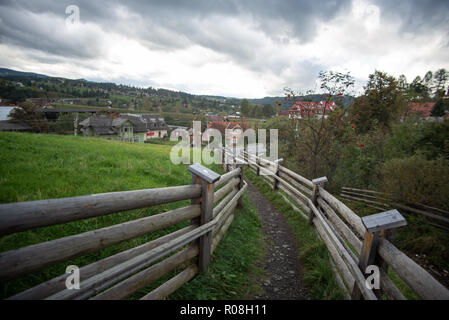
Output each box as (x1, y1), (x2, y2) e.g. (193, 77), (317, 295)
(351, 71), (405, 133)
(431, 98), (449, 117)
(433, 69), (449, 95)
(263, 104), (274, 118)
(240, 99), (251, 117)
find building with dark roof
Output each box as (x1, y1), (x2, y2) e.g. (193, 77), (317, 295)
(79, 114), (168, 141)
(0, 120), (32, 132)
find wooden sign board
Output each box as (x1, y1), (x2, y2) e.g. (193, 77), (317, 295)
(362, 209), (407, 233)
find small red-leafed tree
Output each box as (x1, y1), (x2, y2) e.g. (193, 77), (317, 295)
(282, 71), (355, 179)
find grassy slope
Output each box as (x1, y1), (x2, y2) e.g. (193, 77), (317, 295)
(0, 132), (262, 299)
(246, 169), (344, 299)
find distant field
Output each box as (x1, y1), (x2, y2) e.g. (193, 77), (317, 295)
(0, 132), (262, 299)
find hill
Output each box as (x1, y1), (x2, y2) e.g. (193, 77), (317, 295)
(0, 68), (49, 79)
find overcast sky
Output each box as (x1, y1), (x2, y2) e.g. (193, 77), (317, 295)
(0, 0), (448, 98)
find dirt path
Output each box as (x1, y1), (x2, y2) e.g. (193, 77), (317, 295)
(245, 179), (309, 300)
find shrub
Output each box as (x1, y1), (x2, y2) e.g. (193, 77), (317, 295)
(380, 155), (449, 211)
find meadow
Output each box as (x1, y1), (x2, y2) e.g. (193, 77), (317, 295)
(0, 132), (263, 299)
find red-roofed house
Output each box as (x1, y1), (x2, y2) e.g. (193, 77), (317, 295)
(204, 121), (251, 146)
(289, 100), (336, 119)
(277, 110), (289, 117)
(408, 102), (435, 119)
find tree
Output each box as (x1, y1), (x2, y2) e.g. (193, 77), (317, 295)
(351, 71), (405, 133)
(240, 99), (250, 117)
(284, 71), (355, 178)
(433, 69), (449, 96)
(263, 104), (274, 118)
(431, 98), (448, 117)
(10, 101), (49, 133)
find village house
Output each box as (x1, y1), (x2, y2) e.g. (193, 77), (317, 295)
(288, 100), (337, 119)
(406, 102), (448, 122)
(79, 113), (168, 141)
(205, 120), (251, 147)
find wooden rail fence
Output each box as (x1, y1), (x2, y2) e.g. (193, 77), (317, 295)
(340, 187), (449, 231)
(0, 163), (247, 300)
(224, 147), (449, 300)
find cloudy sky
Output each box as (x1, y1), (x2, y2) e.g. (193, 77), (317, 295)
(0, 0), (448, 98)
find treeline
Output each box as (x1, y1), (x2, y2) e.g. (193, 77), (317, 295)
(240, 99), (277, 118)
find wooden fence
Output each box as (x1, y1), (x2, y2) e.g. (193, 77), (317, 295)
(0, 163), (247, 300)
(340, 187), (449, 231)
(224, 147), (449, 300)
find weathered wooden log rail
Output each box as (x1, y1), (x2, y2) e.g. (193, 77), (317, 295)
(0, 163), (247, 300)
(224, 147), (449, 300)
(340, 187), (449, 231)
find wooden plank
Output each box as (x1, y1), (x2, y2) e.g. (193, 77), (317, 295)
(340, 193), (390, 209)
(342, 187), (387, 195)
(0, 184), (202, 236)
(140, 264), (199, 300)
(340, 194), (387, 211)
(309, 200), (377, 300)
(0, 205), (201, 281)
(188, 164), (221, 184)
(313, 216), (355, 293)
(351, 231), (380, 299)
(213, 188), (238, 218)
(198, 180), (215, 272)
(361, 210), (407, 233)
(317, 197), (362, 254)
(213, 178), (239, 204)
(329, 257), (351, 300)
(319, 188), (366, 238)
(278, 191), (308, 220)
(278, 184), (310, 215)
(279, 171), (313, 196)
(393, 203), (449, 225)
(91, 245), (199, 300)
(214, 167), (241, 189)
(46, 218), (217, 299)
(212, 213), (235, 254)
(278, 166), (314, 188)
(8, 225), (197, 300)
(378, 238), (449, 300)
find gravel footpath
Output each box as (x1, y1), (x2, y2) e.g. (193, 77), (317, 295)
(245, 178), (309, 300)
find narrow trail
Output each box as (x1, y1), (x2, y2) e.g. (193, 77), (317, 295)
(245, 178), (309, 300)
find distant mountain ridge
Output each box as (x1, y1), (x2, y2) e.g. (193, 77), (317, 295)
(0, 68), (354, 106)
(0, 68), (49, 79)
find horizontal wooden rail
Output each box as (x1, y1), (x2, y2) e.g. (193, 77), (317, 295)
(0, 205), (201, 281)
(0, 184), (202, 236)
(214, 167), (241, 189)
(8, 225), (197, 300)
(378, 238), (449, 300)
(92, 245), (199, 300)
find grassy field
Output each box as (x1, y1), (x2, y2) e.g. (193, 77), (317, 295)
(0, 132), (263, 299)
(245, 169), (345, 299)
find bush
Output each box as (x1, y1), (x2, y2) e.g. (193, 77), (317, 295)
(380, 155), (449, 211)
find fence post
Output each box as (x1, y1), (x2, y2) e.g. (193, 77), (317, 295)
(236, 158), (248, 208)
(188, 163), (221, 272)
(351, 209), (407, 300)
(272, 158), (283, 191)
(310, 177), (328, 225)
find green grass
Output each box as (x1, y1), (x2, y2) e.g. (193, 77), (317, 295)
(0, 132), (262, 299)
(245, 169), (345, 299)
